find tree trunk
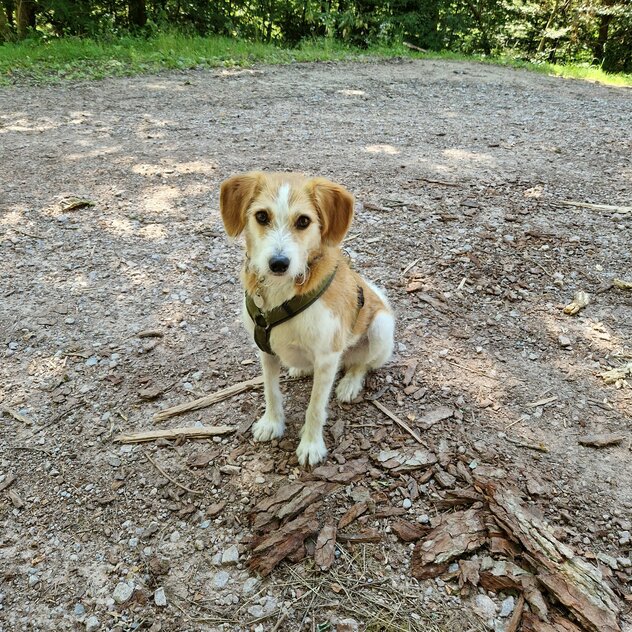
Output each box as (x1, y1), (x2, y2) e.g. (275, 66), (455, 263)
(537, 0), (560, 54)
(128, 0), (147, 28)
(16, 0), (35, 39)
(0, 2), (12, 41)
(593, 1), (614, 63)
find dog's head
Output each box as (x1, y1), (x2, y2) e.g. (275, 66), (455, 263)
(219, 172), (354, 282)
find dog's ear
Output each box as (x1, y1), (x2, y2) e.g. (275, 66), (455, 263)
(309, 178), (354, 245)
(220, 172), (263, 237)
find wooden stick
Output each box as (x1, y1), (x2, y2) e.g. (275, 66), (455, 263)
(505, 435), (549, 453)
(371, 400), (427, 446)
(114, 425), (235, 444)
(417, 177), (460, 187)
(446, 360), (496, 380)
(143, 451), (203, 495)
(403, 41), (427, 53)
(1, 406), (32, 425)
(153, 376), (264, 421)
(505, 593), (524, 632)
(557, 200), (631, 214)
(526, 395), (558, 408)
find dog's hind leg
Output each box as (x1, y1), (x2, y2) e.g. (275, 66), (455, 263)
(252, 352), (286, 441)
(336, 309), (394, 403)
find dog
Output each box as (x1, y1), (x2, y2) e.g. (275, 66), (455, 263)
(220, 172), (394, 465)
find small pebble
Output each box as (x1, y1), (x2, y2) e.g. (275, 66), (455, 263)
(112, 582), (134, 604)
(221, 545), (239, 565)
(499, 595), (515, 617)
(212, 571), (230, 589)
(402, 498), (412, 509)
(85, 616), (100, 632)
(154, 587), (167, 607)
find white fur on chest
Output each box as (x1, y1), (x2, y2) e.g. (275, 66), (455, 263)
(242, 298), (345, 368)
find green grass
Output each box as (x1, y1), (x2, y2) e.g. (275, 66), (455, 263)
(1, 32), (630, 87)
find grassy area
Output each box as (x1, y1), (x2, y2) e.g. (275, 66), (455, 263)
(1, 32), (631, 87)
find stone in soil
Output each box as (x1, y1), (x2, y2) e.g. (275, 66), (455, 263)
(499, 595), (515, 617)
(221, 545), (239, 565)
(472, 594), (497, 621)
(112, 581), (134, 604)
(212, 571), (230, 589)
(85, 616), (100, 632)
(154, 587), (167, 607)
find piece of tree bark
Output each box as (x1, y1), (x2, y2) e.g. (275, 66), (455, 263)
(250, 512), (320, 576)
(458, 558), (481, 588)
(436, 487), (483, 508)
(521, 612), (584, 632)
(251, 481), (337, 532)
(578, 433), (626, 448)
(314, 524), (337, 570)
(479, 558), (548, 619)
(311, 458), (368, 483)
(412, 508), (488, 579)
(480, 481), (621, 632)
(338, 502), (368, 530)
(391, 519), (428, 542)
(505, 593), (525, 632)
(337, 529), (381, 543)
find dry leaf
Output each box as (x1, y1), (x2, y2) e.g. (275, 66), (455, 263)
(563, 290), (590, 315)
(599, 363), (632, 385)
(612, 278), (632, 290)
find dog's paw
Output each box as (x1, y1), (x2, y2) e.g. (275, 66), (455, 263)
(335, 373), (364, 403)
(252, 413), (285, 442)
(288, 366), (312, 378)
(296, 435), (328, 466)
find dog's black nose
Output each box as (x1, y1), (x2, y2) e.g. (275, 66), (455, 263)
(269, 255), (290, 274)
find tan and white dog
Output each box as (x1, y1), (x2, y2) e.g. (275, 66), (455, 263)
(220, 172), (394, 465)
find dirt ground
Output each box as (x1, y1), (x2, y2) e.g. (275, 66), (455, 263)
(1, 59), (631, 632)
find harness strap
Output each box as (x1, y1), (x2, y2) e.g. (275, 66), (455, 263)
(246, 267), (338, 355)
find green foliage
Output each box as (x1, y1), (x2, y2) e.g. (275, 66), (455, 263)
(0, 0), (631, 73)
(1, 31), (630, 87)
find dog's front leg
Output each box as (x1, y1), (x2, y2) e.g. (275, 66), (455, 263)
(252, 352), (285, 441)
(296, 352), (340, 466)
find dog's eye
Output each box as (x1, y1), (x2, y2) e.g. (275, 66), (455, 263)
(255, 211), (269, 225)
(295, 215), (311, 230)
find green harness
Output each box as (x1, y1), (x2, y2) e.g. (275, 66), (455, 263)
(245, 268), (339, 355)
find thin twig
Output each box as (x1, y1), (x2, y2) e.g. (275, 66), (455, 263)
(505, 435), (549, 453)
(143, 451), (203, 495)
(371, 400), (427, 446)
(400, 257), (420, 279)
(524, 255), (553, 277)
(446, 360), (497, 379)
(1, 406), (32, 425)
(557, 199), (631, 214)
